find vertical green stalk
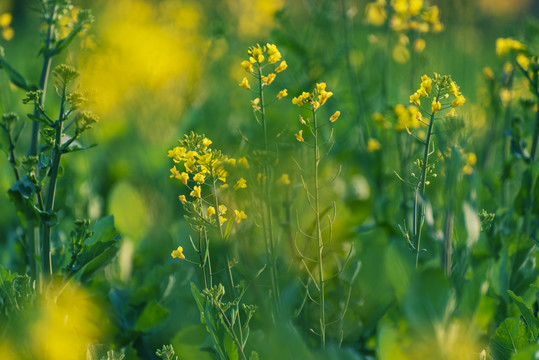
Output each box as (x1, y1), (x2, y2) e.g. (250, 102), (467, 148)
(198, 228), (208, 289)
(256, 63), (280, 316)
(41, 83), (66, 276)
(312, 107), (326, 349)
(414, 100), (437, 268)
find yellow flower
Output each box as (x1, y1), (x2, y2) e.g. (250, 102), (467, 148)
(184, 160), (197, 173)
(431, 97), (441, 113)
(226, 157), (237, 166)
(262, 73), (276, 85)
(193, 173), (206, 184)
(295, 130), (304, 142)
(201, 137), (212, 150)
(367, 138), (381, 152)
(179, 195), (187, 204)
(266, 43), (282, 64)
(483, 66), (495, 80)
(179, 172), (189, 185)
(414, 38), (426, 53)
(234, 210), (247, 224)
(249, 46), (265, 63)
(329, 111), (340, 123)
(499, 88), (512, 105)
(218, 205), (227, 215)
(451, 95), (466, 107)
(170, 166), (180, 179)
(171, 246), (186, 260)
(207, 206), (216, 217)
(234, 177), (247, 190)
(446, 108), (457, 117)
(238, 156), (249, 168)
(318, 91), (333, 106)
(277, 173), (291, 185)
(449, 81), (461, 96)
(2, 27), (13, 41)
(241, 60), (253, 73)
(496, 37), (526, 57)
(251, 98), (261, 111)
(420, 74), (432, 95)
(316, 83), (327, 93)
(198, 153), (212, 166)
(275, 61), (287, 73)
(409, 0), (423, 15)
(467, 152), (477, 166)
(277, 89), (288, 99)
(0, 13), (12, 27)
(239, 77), (251, 90)
(365, 1), (387, 26)
(190, 185), (201, 198)
(185, 151), (198, 161)
(410, 92), (421, 106)
(219, 216), (227, 225)
(516, 54), (530, 71)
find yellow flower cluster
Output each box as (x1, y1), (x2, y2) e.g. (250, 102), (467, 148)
(0, 13), (14, 41)
(496, 37), (526, 57)
(409, 74), (465, 116)
(292, 82), (334, 110)
(393, 104), (424, 131)
(365, 0), (443, 33)
(239, 43), (288, 96)
(167, 133), (248, 227)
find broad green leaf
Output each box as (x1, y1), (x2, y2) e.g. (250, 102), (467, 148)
(7, 176), (40, 226)
(75, 242), (119, 282)
(384, 242), (412, 300)
(489, 317), (531, 360)
(171, 325), (213, 360)
(510, 343), (539, 360)
(134, 300), (170, 332)
(507, 290), (539, 339)
(108, 182), (149, 242)
(204, 300), (227, 360)
(191, 283), (205, 313)
(86, 215), (121, 245)
(223, 332), (239, 360)
(0, 58), (35, 91)
(249, 352), (259, 360)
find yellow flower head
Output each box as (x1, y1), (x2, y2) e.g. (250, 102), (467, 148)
(0, 13), (12, 27)
(193, 172), (206, 184)
(219, 204), (227, 215)
(367, 138), (381, 152)
(201, 137), (212, 150)
(239, 77), (251, 90)
(496, 37), (526, 57)
(241, 60), (253, 73)
(316, 83), (327, 93)
(234, 177), (247, 190)
(449, 81), (460, 96)
(219, 216), (227, 225)
(414, 38), (426, 53)
(266, 43), (282, 64)
(179, 172), (189, 185)
(318, 91), (333, 106)
(171, 246), (186, 260)
(451, 94), (466, 107)
(275, 61), (287, 73)
(262, 73), (276, 85)
(329, 111), (340, 123)
(249, 46), (265, 63)
(483, 67), (495, 80)
(277, 89), (288, 100)
(251, 98), (261, 111)
(420, 75), (432, 95)
(277, 173), (291, 185)
(238, 156), (249, 168)
(170, 166), (180, 179)
(295, 130), (304, 142)
(410, 92), (421, 106)
(207, 206), (216, 217)
(190, 185), (201, 198)
(365, 0), (387, 26)
(431, 97), (441, 113)
(234, 210), (247, 224)
(179, 195), (187, 204)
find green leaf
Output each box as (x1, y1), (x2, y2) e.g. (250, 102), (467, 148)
(510, 343), (539, 360)
(191, 283), (205, 313)
(7, 176), (40, 226)
(507, 290), (539, 339)
(489, 317), (531, 360)
(384, 242), (412, 301)
(134, 300), (170, 332)
(86, 215), (121, 245)
(204, 300), (227, 360)
(0, 58), (35, 91)
(223, 332), (239, 360)
(171, 325), (214, 360)
(249, 352), (259, 360)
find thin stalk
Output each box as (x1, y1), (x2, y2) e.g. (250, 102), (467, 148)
(414, 104), (437, 268)
(198, 228), (208, 289)
(256, 63), (280, 316)
(41, 86), (66, 275)
(443, 210), (453, 276)
(203, 228), (213, 288)
(530, 103), (539, 162)
(312, 107), (326, 349)
(4, 129), (20, 181)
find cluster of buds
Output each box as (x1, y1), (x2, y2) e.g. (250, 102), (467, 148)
(168, 132), (248, 229)
(409, 73), (465, 116)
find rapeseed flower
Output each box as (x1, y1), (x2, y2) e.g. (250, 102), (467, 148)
(207, 206), (216, 217)
(275, 61), (287, 73)
(431, 97), (441, 113)
(295, 130), (304, 142)
(239, 77), (251, 90)
(277, 89), (288, 99)
(277, 173), (291, 185)
(367, 138), (381, 152)
(234, 178), (247, 190)
(171, 246), (186, 260)
(190, 185), (201, 198)
(234, 210), (247, 224)
(329, 111), (340, 123)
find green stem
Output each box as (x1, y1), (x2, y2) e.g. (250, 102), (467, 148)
(257, 63), (280, 316)
(41, 87), (66, 276)
(414, 104), (437, 268)
(198, 228), (208, 289)
(312, 107), (326, 349)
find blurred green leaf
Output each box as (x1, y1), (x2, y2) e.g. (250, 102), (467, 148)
(384, 242), (412, 301)
(171, 325), (214, 360)
(0, 58), (35, 91)
(507, 290), (539, 339)
(108, 181), (149, 241)
(7, 175), (40, 226)
(223, 332), (238, 360)
(489, 317), (531, 360)
(134, 300), (169, 332)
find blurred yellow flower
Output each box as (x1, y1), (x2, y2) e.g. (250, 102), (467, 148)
(432, 97), (441, 113)
(219, 216), (227, 225)
(179, 172), (189, 185)
(170, 166), (180, 179)
(365, 0), (387, 26)
(219, 204), (227, 215)
(1, 27), (13, 41)
(202, 137), (212, 149)
(193, 173), (206, 184)
(496, 37), (526, 57)
(329, 111), (340, 123)
(410, 92), (421, 106)
(234, 209), (247, 223)
(239, 77), (251, 89)
(0, 13), (12, 27)
(277, 173), (291, 185)
(367, 138), (381, 152)
(241, 60), (253, 73)
(414, 38), (426, 53)
(516, 54), (530, 70)
(483, 66), (495, 80)
(295, 130), (304, 142)
(207, 206), (216, 217)
(171, 246), (186, 259)
(277, 89), (288, 99)
(179, 195), (187, 204)
(262, 73), (276, 85)
(251, 98), (261, 111)
(234, 177), (247, 190)
(451, 95), (465, 107)
(449, 81), (461, 96)
(190, 185), (201, 198)
(275, 60), (287, 73)
(238, 156), (249, 168)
